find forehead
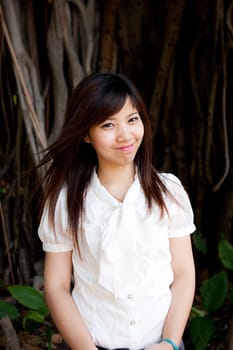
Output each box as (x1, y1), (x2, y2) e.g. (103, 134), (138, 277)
(106, 97), (138, 119)
(90, 95), (138, 126)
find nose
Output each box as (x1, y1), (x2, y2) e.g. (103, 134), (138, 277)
(116, 124), (131, 141)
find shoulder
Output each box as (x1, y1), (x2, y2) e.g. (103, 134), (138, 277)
(158, 172), (192, 206)
(40, 186), (68, 223)
(159, 172), (182, 186)
(158, 173), (196, 235)
(158, 172), (184, 194)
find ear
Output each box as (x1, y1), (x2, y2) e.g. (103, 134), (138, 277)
(83, 134), (91, 143)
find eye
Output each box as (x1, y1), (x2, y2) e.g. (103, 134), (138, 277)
(128, 115), (140, 123)
(101, 122), (114, 129)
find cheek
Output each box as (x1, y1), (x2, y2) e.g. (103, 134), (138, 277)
(138, 123), (144, 140)
(90, 134), (112, 152)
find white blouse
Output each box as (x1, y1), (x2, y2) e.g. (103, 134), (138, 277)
(38, 171), (196, 350)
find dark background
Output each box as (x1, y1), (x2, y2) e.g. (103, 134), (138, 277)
(0, 1), (233, 349)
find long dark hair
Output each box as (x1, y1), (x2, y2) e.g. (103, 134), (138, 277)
(39, 72), (168, 253)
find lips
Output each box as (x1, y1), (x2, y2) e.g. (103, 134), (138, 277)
(117, 144), (134, 152)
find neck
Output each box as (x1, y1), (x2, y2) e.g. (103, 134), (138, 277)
(97, 164), (135, 202)
(97, 164), (135, 185)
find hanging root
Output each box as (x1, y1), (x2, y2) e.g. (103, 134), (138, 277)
(0, 317), (21, 350)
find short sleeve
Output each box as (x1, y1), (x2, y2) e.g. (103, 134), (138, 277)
(38, 188), (73, 252)
(162, 173), (196, 237)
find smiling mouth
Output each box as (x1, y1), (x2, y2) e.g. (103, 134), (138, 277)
(117, 144), (134, 152)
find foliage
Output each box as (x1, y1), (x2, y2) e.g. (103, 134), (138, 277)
(200, 271), (228, 312)
(0, 285), (49, 332)
(0, 300), (19, 320)
(189, 234), (233, 350)
(218, 239), (233, 271)
(189, 316), (216, 350)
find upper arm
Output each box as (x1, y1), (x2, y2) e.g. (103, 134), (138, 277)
(44, 251), (73, 293)
(169, 235), (195, 278)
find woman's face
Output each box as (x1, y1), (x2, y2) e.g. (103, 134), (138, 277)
(84, 97), (144, 170)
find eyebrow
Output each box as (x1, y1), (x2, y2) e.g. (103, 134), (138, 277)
(107, 111), (139, 120)
(128, 112), (139, 117)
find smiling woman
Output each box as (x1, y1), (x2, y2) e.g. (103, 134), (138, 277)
(37, 72), (196, 350)
(84, 97), (144, 178)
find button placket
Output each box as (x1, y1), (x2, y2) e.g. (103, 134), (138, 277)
(126, 292), (137, 333)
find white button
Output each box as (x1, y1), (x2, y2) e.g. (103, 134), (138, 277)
(128, 293), (133, 299)
(130, 319), (136, 326)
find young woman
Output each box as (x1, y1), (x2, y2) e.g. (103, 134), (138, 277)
(38, 72), (196, 350)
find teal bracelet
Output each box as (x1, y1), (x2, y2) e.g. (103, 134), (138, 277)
(161, 338), (179, 350)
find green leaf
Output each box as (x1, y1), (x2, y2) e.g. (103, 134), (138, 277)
(7, 285), (48, 315)
(218, 239), (233, 271)
(189, 316), (216, 350)
(0, 301), (20, 320)
(190, 306), (207, 318)
(200, 271), (228, 312)
(23, 310), (45, 329)
(193, 231), (207, 255)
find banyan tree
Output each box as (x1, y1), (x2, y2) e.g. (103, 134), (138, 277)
(0, 0), (233, 348)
